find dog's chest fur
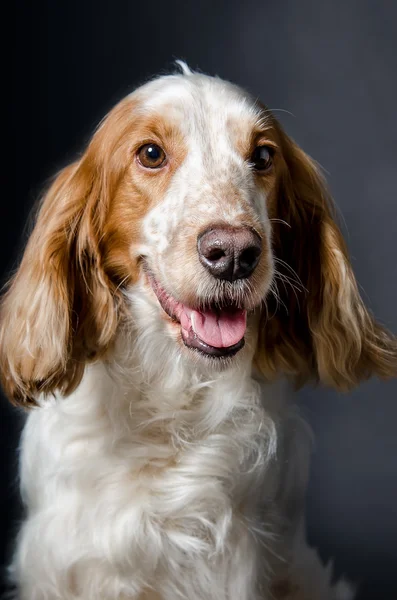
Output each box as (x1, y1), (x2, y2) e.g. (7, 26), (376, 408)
(17, 360), (284, 600)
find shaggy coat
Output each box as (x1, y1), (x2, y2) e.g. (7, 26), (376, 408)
(1, 63), (396, 599)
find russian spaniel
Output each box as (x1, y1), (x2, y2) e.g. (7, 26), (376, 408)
(1, 62), (396, 600)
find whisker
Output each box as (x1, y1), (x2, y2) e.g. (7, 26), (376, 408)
(274, 272), (289, 298)
(274, 258), (307, 292)
(114, 274), (131, 295)
(269, 219), (291, 228)
(275, 271), (303, 294)
(267, 107), (295, 118)
(268, 280), (288, 316)
(274, 272), (300, 310)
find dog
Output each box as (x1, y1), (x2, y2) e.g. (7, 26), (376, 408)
(1, 62), (396, 599)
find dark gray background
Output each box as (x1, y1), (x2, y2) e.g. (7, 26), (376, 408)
(2, 1), (396, 598)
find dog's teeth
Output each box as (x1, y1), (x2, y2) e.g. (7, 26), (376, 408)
(191, 312), (198, 334)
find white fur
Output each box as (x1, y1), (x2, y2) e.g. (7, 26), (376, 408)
(10, 288), (354, 600)
(7, 64), (355, 600)
(135, 69), (273, 309)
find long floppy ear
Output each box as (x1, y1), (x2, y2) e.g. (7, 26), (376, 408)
(256, 127), (397, 390)
(0, 150), (123, 407)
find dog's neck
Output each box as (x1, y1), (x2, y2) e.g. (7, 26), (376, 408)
(89, 316), (287, 464)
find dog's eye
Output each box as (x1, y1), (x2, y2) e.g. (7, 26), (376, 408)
(137, 144), (166, 169)
(251, 146), (274, 171)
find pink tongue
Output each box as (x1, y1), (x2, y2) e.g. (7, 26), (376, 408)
(190, 308), (247, 348)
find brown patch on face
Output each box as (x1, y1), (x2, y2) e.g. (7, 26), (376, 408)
(228, 108), (275, 155)
(100, 102), (188, 288)
(228, 115), (255, 159)
(229, 110), (280, 204)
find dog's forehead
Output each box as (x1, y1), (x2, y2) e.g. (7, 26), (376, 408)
(131, 74), (261, 136)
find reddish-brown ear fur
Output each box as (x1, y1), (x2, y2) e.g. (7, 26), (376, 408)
(0, 145), (124, 407)
(256, 127), (397, 390)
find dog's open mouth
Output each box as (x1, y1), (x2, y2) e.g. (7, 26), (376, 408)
(148, 274), (246, 358)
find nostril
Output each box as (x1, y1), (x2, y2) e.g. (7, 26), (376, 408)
(206, 248), (226, 262)
(239, 247), (261, 269)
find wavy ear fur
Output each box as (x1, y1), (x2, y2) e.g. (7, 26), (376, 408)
(256, 127), (397, 390)
(0, 144), (123, 407)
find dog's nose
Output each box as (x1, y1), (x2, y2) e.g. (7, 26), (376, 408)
(197, 226), (262, 281)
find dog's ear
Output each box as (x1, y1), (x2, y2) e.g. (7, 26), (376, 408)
(256, 127), (397, 390)
(0, 140), (125, 407)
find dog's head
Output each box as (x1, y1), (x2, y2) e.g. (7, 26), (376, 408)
(1, 64), (396, 406)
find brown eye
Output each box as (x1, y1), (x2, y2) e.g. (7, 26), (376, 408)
(137, 144), (166, 169)
(251, 146), (274, 171)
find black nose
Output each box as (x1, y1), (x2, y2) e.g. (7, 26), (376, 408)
(197, 226), (262, 281)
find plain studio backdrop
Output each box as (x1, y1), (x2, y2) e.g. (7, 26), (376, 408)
(3, 1), (397, 598)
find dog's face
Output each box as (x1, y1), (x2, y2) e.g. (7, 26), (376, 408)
(1, 66), (396, 405)
(119, 74), (278, 361)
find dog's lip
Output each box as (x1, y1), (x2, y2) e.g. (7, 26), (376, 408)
(144, 270), (247, 357)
